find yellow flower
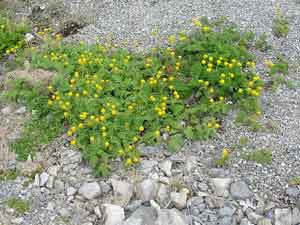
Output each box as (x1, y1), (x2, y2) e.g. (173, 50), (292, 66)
(78, 123), (84, 129)
(90, 136), (95, 143)
(70, 139), (76, 145)
(126, 158), (133, 166)
(105, 141), (110, 148)
(139, 126), (145, 132)
(192, 18), (202, 27)
(133, 136), (138, 142)
(155, 130), (160, 137)
(222, 148), (229, 158)
(202, 26), (210, 32)
(67, 130), (73, 136)
(79, 112), (88, 120)
(111, 110), (117, 116)
(219, 79), (225, 85)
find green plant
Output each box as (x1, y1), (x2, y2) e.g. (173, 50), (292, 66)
(242, 149), (272, 164)
(272, 9), (289, 37)
(0, 169), (18, 181)
(6, 198), (30, 214)
(255, 33), (271, 52)
(1, 79), (64, 160)
(289, 176), (300, 186)
(0, 13), (28, 59)
(6, 19), (263, 176)
(215, 148), (230, 167)
(239, 136), (249, 146)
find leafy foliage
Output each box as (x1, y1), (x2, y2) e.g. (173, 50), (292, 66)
(6, 19), (263, 176)
(0, 14), (28, 59)
(242, 149), (272, 164)
(6, 198), (30, 214)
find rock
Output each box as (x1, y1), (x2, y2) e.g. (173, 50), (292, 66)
(184, 156), (197, 174)
(292, 207), (300, 225)
(136, 179), (158, 201)
(39, 172), (49, 187)
(159, 160), (172, 177)
(139, 160), (158, 174)
(275, 208), (292, 225)
(125, 200), (143, 213)
(16, 160), (42, 177)
(155, 209), (188, 225)
(187, 197), (206, 216)
(286, 187), (300, 198)
(210, 178), (232, 197)
(230, 181), (252, 200)
(100, 181), (112, 194)
(205, 196), (224, 209)
(240, 218), (252, 225)
(47, 201), (56, 211)
(61, 150), (82, 165)
(121, 206), (157, 225)
(11, 217), (24, 224)
(15, 106), (26, 114)
(1, 106), (13, 115)
(33, 174), (40, 186)
(67, 187), (77, 196)
(150, 200), (161, 211)
(54, 179), (65, 192)
(156, 184), (171, 208)
(111, 179), (134, 206)
(78, 182), (101, 200)
(138, 146), (162, 156)
(247, 210), (264, 224)
(47, 166), (59, 177)
(218, 216), (236, 225)
(258, 218), (272, 225)
(94, 206), (102, 218)
(219, 202), (236, 217)
(5, 69), (56, 87)
(46, 175), (55, 188)
(25, 33), (35, 43)
(102, 204), (125, 225)
(170, 188), (189, 209)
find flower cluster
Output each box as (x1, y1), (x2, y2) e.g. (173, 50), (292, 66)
(30, 18), (263, 175)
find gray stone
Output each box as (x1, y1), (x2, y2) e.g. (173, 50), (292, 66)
(102, 204), (125, 225)
(240, 218), (253, 225)
(67, 187), (77, 196)
(47, 166), (60, 177)
(218, 216), (235, 225)
(111, 179), (134, 206)
(78, 182), (101, 200)
(94, 206), (102, 218)
(292, 207), (300, 225)
(136, 179), (158, 201)
(121, 206), (157, 225)
(286, 187), (300, 198)
(219, 203), (236, 217)
(170, 188), (189, 209)
(39, 172), (49, 187)
(139, 160), (158, 174)
(46, 175), (55, 188)
(247, 211), (264, 224)
(54, 179), (65, 192)
(1, 106), (13, 115)
(159, 160), (172, 177)
(125, 200), (143, 213)
(275, 208), (292, 225)
(230, 181), (252, 200)
(211, 178), (232, 197)
(156, 184), (171, 208)
(100, 181), (111, 194)
(25, 33), (35, 43)
(15, 106), (26, 114)
(155, 209), (188, 225)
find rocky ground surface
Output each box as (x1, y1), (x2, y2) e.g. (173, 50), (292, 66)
(1, 0), (300, 225)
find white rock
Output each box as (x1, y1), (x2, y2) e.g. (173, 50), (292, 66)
(292, 207), (300, 225)
(102, 204), (125, 225)
(46, 176), (55, 189)
(111, 179), (134, 206)
(33, 174), (40, 186)
(170, 188), (189, 209)
(1, 106), (13, 115)
(25, 33), (35, 43)
(15, 106), (26, 115)
(66, 187), (77, 196)
(275, 208), (292, 225)
(155, 208), (188, 225)
(47, 166), (59, 177)
(78, 182), (101, 200)
(159, 160), (172, 177)
(136, 179), (158, 201)
(94, 206), (102, 218)
(211, 178), (232, 197)
(39, 172), (49, 187)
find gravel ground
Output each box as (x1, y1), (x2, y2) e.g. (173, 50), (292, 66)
(1, 1), (300, 225)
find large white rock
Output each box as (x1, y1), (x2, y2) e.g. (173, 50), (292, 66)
(211, 178), (232, 197)
(155, 209), (188, 225)
(136, 179), (158, 201)
(111, 179), (134, 206)
(102, 204), (125, 225)
(78, 182), (101, 200)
